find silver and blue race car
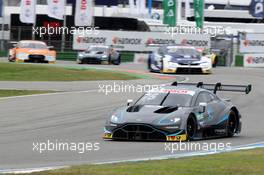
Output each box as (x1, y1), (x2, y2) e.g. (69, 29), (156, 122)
(148, 46), (212, 74)
(77, 45), (121, 65)
(103, 82), (251, 141)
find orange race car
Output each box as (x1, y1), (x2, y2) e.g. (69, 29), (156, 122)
(8, 40), (56, 64)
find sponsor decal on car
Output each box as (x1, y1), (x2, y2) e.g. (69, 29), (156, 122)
(166, 134), (187, 141)
(161, 89), (196, 96)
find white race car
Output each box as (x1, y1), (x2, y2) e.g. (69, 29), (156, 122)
(148, 46), (212, 74)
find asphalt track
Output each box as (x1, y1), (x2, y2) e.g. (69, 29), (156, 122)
(0, 61), (264, 170)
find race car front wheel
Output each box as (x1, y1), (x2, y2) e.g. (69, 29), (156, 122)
(186, 115), (197, 141)
(227, 111), (238, 137)
(212, 56), (218, 68)
(112, 56), (121, 65)
(160, 59), (164, 73)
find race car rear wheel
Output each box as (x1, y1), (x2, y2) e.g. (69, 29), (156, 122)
(212, 56), (218, 68)
(112, 56), (121, 65)
(160, 59), (164, 73)
(186, 115), (197, 141)
(227, 111), (238, 137)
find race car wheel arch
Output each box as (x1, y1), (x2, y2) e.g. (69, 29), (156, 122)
(147, 55), (151, 70)
(212, 55), (218, 68)
(186, 113), (198, 141)
(160, 59), (164, 73)
(111, 55), (121, 65)
(227, 109), (239, 137)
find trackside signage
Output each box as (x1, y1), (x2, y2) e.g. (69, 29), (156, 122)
(244, 54), (264, 67)
(73, 30), (211, 51)
(240, 33), (264, 53)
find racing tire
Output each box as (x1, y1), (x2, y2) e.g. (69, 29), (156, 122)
(8, 55), (15, 62)
(8, 58), (15, 62)
(227, 110), (238, 137)
(77, 60), (84, 64)
(212, 56), (218, 68)
(160, 59), (164, 73)
(112, 56), (121, 65)
(186, 115), (197, 141)
(147, 57), (151, 70)
(148, 59), (155, 73)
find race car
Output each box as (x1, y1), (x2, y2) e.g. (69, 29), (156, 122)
(8, 40), (56, 64)
(103, 82), (251, 141)
(197, 48), (218, 68)
(77, 45), (121, 65)
(148, 46), (212, 74)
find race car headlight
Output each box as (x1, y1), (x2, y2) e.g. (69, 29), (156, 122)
(16, 52), (28, 60)
(110, 114), (121, 124)
(46, 55), (55, 60)
(159, 117), (181, 125)
(200, 62), (210, 68)
(78, 52), (84, 58)
(100, 55), (108, 60)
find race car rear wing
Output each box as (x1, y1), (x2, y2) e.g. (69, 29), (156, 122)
(171, 82), (252, 94)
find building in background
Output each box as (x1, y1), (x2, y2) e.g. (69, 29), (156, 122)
(0, 0), (263, 52)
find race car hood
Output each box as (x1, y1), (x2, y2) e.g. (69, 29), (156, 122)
(165, 54), (201, 64)
(81, 51), (107, 57)
(110, 105), (191, 125)
(16, 48), (53, 55)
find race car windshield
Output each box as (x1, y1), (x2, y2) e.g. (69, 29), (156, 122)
(166, 48), (201, 58)
(135, 92), (192, 107)
(18, 43), (48, 49)
(87, 47), (108, 53)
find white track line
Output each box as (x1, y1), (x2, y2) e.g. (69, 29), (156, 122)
(0, 77), (189, 100)
(0, 90), (98, 100)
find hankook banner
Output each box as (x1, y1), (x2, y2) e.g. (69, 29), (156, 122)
(240, 33), (264, 53)
(244, 54), (264, 67)
(73, 30), (211, 51)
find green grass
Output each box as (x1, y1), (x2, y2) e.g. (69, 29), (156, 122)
(0, 63), (139, 81)
(0, 90), (54, 98)
(13, 148), (264, 175)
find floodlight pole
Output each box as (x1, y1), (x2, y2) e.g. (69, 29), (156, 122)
(61, 0), (67, 52)
(1, 0), (5, 51)
(92, 0), (95, 28)
(32, 0), (36, 40)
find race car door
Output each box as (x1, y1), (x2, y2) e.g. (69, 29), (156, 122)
(195, 92), (225, 127)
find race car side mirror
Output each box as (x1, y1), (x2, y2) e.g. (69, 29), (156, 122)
(47, 46), (54, 50)
(199, 102), (207, 113)
(127, 99), (133, 106)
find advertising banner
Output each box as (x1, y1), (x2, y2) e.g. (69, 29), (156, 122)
(73, 30), (211, 51)
(47, 0), (65, 20)
(244, 54), (264, 67)
(240, 33), (264, 53)
(75, 0), (93, 26)
(0, 0), (2, 17)
(249, 0), (264, 18)
(193, 0), (204, 28)
(20, 0), (36, 24)
(163, 0), (177, 27)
